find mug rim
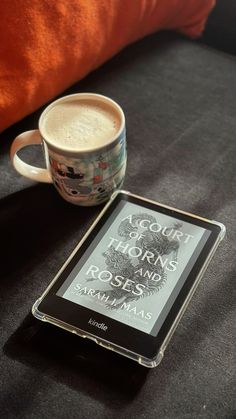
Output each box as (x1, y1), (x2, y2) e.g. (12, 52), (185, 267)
(39, 93), (125, 155)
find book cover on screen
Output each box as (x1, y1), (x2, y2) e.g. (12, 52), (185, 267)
(57, 200), (211, 336)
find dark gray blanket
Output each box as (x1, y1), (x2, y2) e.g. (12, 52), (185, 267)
(0, 32), (235, 418)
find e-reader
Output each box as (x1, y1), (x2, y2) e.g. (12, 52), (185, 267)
(32, 191), (225, 367)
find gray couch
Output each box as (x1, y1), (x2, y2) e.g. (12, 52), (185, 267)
(1, 2), (235, 418)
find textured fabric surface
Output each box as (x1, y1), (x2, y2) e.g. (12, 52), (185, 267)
(1, 32), (236, 418)
(0, 0), (215, 132)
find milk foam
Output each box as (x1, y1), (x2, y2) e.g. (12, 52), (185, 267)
(41, 99), (121, 151)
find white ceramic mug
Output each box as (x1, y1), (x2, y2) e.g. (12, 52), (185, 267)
(10, 93), (126, 206)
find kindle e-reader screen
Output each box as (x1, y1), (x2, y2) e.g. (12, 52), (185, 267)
(56, 198), (212, 337)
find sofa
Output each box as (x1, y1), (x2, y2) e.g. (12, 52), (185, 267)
(1, 1), (235, 418)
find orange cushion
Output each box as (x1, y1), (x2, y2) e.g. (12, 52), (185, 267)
(0, 0), (214, 132)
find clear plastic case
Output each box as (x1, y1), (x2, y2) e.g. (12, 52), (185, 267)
(32, 191), (226, 368)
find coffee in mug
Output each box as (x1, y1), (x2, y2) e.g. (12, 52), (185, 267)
(10, 93), (126, 206)
(41, 98), (121, 151)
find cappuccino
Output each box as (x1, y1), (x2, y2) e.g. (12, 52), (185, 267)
(41, 98), (121, 151)
(11, 93), (126, 206)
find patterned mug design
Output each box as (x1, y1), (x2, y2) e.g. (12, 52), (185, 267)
(49, 132), (126, 205)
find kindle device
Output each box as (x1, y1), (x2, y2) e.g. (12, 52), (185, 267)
(32, 191), (225, 367)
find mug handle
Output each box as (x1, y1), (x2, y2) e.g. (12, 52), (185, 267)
(10, 130), (52, 183)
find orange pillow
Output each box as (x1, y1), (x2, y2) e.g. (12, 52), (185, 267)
(0, 0), (214, 132)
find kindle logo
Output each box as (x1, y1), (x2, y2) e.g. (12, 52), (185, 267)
(88, 318), (108, 331)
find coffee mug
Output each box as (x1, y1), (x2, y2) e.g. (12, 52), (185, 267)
(10, 93), (126, 206)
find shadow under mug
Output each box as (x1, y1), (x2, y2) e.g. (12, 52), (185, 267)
(10, 93), (127, 206)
